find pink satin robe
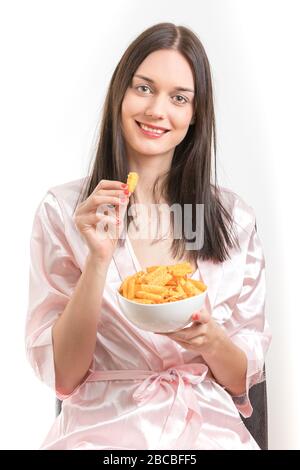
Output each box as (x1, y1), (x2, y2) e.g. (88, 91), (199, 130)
(25, 177), (272, 450)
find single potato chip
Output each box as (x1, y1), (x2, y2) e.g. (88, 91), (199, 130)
(140, 284), (167, 295)
(189, 279), (207, 292)
(149, 273), (173, 287)
(121, 278), (129, 298)
(126, 172), (139, 193)
(181, 280), (201, 297)
(135, 291), (163, 302)
(144, 266), (167, 284)
(168, 262), (193, 276)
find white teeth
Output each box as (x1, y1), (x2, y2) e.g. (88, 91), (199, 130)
(139, 122), (166, 134)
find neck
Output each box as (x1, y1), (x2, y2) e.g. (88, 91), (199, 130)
(127, 149), (173, 204)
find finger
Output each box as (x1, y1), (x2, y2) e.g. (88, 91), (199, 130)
(103, 191), (132, 215)
(95, 189), (130, 200)
(192, 309), (210, 324)
(86, 194), (129, 212)
(76, 213), (119, 233)
(167, 330), (204, 342)
(92, 179), (127, 194)
(97, 204), (119, 219)
(179, 342), (201, 352)
(165, 321), (208, 341)
(96, 213), (120, 227)
(96, 215), (122, 240)
(79, 194), (125, 214)
(167, 338), (201, 352)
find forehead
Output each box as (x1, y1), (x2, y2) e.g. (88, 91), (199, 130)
(134, 49), (194, 89)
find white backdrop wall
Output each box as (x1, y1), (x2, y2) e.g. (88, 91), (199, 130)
(0, 0), (299, 450)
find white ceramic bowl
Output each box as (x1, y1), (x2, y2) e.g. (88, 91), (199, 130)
(116, 289), (207, 333)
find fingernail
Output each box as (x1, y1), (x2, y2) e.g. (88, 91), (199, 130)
(123, 189), (129, 195)
(121, 184), (128, 189)
(120, 197), (126, 203)
(192, 312), (200, 321)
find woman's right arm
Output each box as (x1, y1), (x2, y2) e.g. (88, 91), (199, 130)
(52, 254), (110, 396)
(51, 179), (131, 396)
(27, 179), (130, 398)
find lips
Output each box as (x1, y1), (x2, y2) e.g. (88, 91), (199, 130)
(135, 121), (170, 133)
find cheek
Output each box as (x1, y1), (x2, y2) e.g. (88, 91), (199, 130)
(121, 95), (130, 120)
(121, 92), (133, 118)
(122, 91), (142, 118)
(121, 100), (134, 135)
(172, 111), (193, 131)
(183, 110), (194, 126)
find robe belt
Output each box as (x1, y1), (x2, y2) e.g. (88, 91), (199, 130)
(86, 363), (210, 448)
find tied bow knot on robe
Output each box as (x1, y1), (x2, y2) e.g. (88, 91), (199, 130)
(132, 363), (209, 448)
(87, 363), (209, 448)
(133, 364), (208, 404)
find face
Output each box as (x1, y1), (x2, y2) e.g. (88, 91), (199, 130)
(121, 49), (195, 160)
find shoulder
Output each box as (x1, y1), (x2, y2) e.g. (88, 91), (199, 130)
(33, 177), (89, 233)
(30, 178), (90, 269)
(47, 176), (89, 207)
(41, 176), (89, 218)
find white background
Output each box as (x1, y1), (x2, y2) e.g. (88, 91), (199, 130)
(0, 0), (299, 449)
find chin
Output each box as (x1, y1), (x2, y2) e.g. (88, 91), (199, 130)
(132, 145), (165, 157)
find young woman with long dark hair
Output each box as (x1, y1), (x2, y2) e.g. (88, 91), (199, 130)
(26, 23), (271, 450)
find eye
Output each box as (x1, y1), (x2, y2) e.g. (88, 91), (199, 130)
(136, 85), (152, 94)
(173, 95), (188, 104)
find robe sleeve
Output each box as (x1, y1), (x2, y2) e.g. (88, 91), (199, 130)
(25, 191), (92, 400)
(225, 221), (272, 418)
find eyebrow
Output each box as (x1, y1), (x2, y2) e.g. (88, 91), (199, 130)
(133, 74), (195, 94)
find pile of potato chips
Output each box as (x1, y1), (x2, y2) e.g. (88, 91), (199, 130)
(118, 262), (207, 304)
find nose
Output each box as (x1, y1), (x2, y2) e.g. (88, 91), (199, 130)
(144, 94), (167, 119)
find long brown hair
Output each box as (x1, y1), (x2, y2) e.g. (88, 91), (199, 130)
(74, 22), (240, 263)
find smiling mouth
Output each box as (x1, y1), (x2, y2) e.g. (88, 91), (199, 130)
(135, 121), (170, 134)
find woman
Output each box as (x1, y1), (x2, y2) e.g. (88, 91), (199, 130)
(25, 22), (271, 450)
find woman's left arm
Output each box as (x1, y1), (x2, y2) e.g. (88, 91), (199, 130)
(159, 220), (272, 417)
(158, 311), (248, 396)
